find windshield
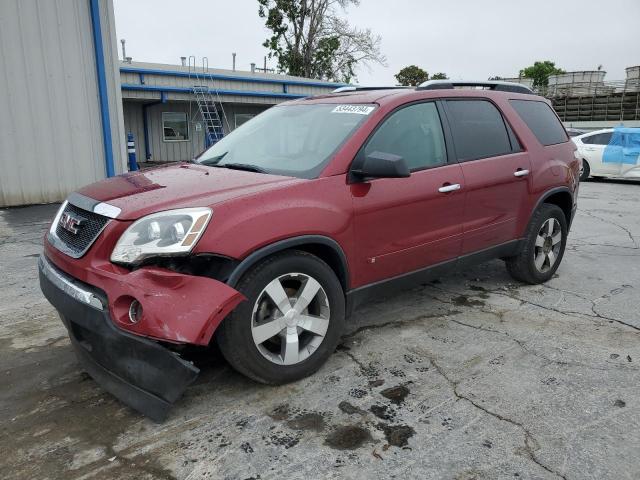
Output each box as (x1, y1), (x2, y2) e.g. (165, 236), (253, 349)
(196, 103), (376, 178)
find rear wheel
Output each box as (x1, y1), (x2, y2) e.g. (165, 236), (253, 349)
(217, 250), (345, 384)
(506, 204), (568, 284)
(579, 159), (590, 181)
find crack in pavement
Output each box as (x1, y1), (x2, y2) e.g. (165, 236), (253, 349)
(344, 310), (460, 339)
(432, 282), (640, 334)
(422, 291), (638, 372)
(425, 354), (569, 480)
(538, 283), (596, 304)
(577, 209), (638, 249)
(567, 243), (640, 257)
(342, 328), (567, 479)
(537, 283), (640, 331)
(569, 240), (639, 251)
(338, 300), (607, 479)
(344, 284), (638, 374)
(445, 317), (617, 372)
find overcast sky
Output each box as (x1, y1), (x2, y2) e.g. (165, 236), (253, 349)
(113, 0), (640, 84)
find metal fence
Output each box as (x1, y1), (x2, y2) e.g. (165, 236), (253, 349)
(536, 79), (640, 98)
(536, 80), (640, 122)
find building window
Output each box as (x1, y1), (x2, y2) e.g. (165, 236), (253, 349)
(162, 112), (189, 141)
(235, 113), (256, 129)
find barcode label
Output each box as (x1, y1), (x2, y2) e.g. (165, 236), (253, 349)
(331, 105), (375, 115)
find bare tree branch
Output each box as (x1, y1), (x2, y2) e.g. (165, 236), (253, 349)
(258, 0), (385, 82)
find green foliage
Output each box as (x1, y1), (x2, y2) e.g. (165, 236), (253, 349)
(394, 67), (448, 86)
(519, 61), (565, 88)
(258, 0), (385, 83)
(395, 65), (429, 86)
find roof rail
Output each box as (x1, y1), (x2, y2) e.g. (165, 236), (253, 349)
(417, 80), (534, 94)
(332, 86), (410, 93)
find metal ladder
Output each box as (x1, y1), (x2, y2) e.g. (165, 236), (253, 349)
(188, 56), (229, 147)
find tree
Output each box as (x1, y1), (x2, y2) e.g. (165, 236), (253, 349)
(395, 65), (428, 86)
(430, 72), (448, 80)
(519, 61), (565, 88)
(258, 0), (385, 83)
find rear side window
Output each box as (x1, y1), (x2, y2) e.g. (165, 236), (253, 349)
(444, 100), (513, 161)
(510, 100), (568, 146)
(582, 132), (612, 145)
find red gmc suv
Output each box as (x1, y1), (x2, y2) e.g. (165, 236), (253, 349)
(39, 81), (579, 420)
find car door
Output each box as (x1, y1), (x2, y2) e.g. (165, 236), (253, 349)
(620, 130), (640, 177)
(350, 101), (465, 286)
(581, 131), (617, 176)
(442, 99), (531, 254)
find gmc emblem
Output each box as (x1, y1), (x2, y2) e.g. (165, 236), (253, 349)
(59, 211), (86, 235)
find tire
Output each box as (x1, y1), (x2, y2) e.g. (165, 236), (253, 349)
(506, 204), (568, 285)
(579, 159), (590, 181)
(217, 250), (345, 385)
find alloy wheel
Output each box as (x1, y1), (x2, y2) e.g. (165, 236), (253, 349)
(251, 273), (330, 365)
(534, 218), (562, 273)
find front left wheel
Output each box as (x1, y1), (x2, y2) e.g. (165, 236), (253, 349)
(216, 250), (345, 385)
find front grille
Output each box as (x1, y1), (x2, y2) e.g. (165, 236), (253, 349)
(53, 203), (110, 257)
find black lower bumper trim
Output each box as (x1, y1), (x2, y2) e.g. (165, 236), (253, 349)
(39, 256), (199, 422)
(70, 336), (175, 421)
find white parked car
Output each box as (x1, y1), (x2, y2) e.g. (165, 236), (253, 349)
(573, 128), (640, 181)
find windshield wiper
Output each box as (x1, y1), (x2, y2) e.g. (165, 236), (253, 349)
(198, 152), (228, 166)
(216, 163), (267, 174)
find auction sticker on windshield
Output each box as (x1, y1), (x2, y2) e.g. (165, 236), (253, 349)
(331, 105), (375, 115)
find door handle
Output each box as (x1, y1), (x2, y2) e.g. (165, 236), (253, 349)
(513, 169), (529, 177)
(438, 183), (461, 193)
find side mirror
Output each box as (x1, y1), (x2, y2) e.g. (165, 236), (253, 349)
(351, 151), (410, 182)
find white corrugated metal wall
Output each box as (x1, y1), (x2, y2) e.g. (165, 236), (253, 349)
(100, 0), (127, 174)
(0, 0), (125, 207)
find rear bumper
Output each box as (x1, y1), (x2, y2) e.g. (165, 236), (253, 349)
(39, 255), (198, 421)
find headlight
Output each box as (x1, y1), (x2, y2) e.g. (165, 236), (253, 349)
(111, 208), (212, 265)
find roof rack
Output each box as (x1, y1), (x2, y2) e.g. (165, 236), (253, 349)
(332, 86), (410, 93)
(417, 80), (534, 94)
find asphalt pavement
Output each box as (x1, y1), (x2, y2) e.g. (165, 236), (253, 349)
(1, 179), (639, 480)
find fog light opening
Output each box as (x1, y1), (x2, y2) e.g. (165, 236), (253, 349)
(128, 299), (143, 324)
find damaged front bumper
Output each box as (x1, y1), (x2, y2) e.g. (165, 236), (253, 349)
(38, 255), (241, 421)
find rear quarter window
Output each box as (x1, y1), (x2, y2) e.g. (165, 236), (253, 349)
(509, 100), (568, 146)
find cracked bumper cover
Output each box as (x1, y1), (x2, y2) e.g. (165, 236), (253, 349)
(38, 254), (245, 421)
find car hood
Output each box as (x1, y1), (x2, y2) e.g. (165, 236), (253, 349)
(76, 163), (303, 220)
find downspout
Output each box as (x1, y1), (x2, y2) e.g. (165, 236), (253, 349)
(142, 92), (167, 161)
(89, 0), (115, 177)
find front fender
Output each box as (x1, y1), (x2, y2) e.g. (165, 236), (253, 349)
(193, 175), (355, 286)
